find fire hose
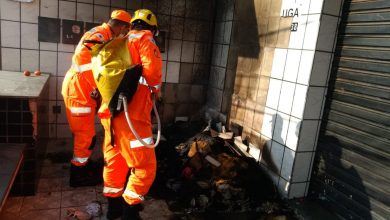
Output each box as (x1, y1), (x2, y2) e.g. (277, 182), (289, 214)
(117, 92), (161, 148)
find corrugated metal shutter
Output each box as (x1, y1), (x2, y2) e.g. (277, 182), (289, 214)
(311, 1), (390, 220)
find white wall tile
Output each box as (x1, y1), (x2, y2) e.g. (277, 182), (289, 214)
(77, 3), (93, 22)
(78, 0), (93, 3)
(303, 14), (320, 50)
(297, 120), (319, 151)
(323, 0), (343, 16)
(273, 112), (289, 144)
(1, 0), (20, 21)
(286, 116), (301, 151)
(162, 61), (167, 82)
(1, 48), (20, 71)
(303, 87), (325, 119)
(57, 101), (68, 123)
(166, 62), (180, 83)
(40, 0), (58, 18)
(40, 51), (58, 74)
(288, 15), (307, 49)
(278, 178), (289, 198)
(271, 48), (287, 79)
(57, 77), (64, 101)
(59, 1), (76, 20)
(283, 49), (301, 82)
(1, 21), (20, 48)
(21, 0), (39, 23)
(168, 40), (182, 62)
(265, 78), (282, 109)
(21, 23), (38, 49)
(224, 22), (232, 44)
(278, 81), (295, 114)
(297, 50), (314, 85)
(270, 141), (284, 175)
(309, 0), (324, 14)
(221, 45), (229, 67)
(261, 107), (277, 139)
(211, 44), (222, 66)
(249, 143), (261, 161)
(289, 182), (307, 198)
(292, 152), (312, 182)
(40, 42), (57, 51)
(181, 41), (195, 63)
(316, 15), (339, 52)
(93, 5), (110, 23)
(58, 43), (75, 52)
(57, 52), (73, 76)
(48, 77), (57, 101)
(310, 51), (332, 86)
(281, 147), (295, 180)
(111, 0), (126, 8)
(21, 49), (39, 72)
(291, 84), (308, 119)
(296, 0), (310, 16)
(94, 0), (110, 6)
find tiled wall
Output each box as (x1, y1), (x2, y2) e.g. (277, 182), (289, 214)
(213, 0), (343, 198)
(0, 0), (215, 138)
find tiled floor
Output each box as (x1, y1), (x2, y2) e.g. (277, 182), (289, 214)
(0, 137), (173, 220)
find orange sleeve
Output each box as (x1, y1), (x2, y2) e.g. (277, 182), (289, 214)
(82, 31), (108, 52)
(138, 33), (162, 92)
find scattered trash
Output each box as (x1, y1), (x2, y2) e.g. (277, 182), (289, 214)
(67, 208), (92, 220)
(85, 201), (102, 217)
(66, 201), (102, 220)
(150, 121), (299, 219)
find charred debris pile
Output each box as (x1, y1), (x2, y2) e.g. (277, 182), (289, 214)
(150, 121), (298, 219)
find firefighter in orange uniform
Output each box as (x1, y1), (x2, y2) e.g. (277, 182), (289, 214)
(61, 10), (131, 187)
(99, 9), (162, 219)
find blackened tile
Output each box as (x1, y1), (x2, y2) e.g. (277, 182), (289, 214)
(169, 17), (184, 40)
(158, 0), (171, 15)
(0, 98), (7, 110)
(8, 125), (21, 136)
(171, 0), (185, 17)
(183, 19), (196, 41)
(0, 137), (6, 142)
(0, 124), (7, 135)
(7, 99), (22, 111)
(179, 63), (193, 83)
(22, 137), (34, 144)
(24, 148), (36, 159)
(22, 112), (32, 123)
(38, 17), (60, 43)
(85, 22), (100, 32)
(22, 99), (30, 111)
(143, 0), (157, 13)
(22, 125), (33, 136)
(0, 112), (6, 123)
(193, 64), (210, 84)
(8, 112), (22, 123)
(8, 137), (22, 143)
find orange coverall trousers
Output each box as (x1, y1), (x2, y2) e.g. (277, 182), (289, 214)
(101, 108), (156, 205)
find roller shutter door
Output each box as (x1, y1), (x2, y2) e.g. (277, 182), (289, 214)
(311, 1), (390, 219)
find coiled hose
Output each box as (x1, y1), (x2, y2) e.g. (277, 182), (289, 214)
(118, 93), (161, 148)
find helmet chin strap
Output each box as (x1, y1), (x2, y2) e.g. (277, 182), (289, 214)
(118, 93), (161, 148)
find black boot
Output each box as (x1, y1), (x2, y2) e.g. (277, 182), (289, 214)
(69, 161), (103, 187)
(107, 197), (124, 220)
(122, 203), (143, 220)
